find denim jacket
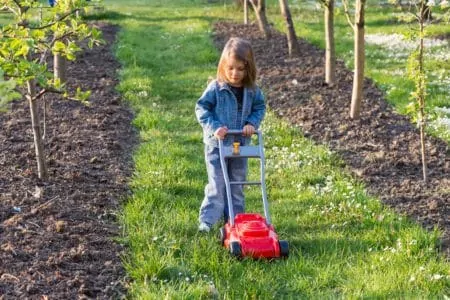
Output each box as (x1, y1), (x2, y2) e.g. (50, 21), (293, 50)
(195, 80), (266, 147)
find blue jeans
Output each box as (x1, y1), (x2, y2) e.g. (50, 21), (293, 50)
(199, 145), (248, 225)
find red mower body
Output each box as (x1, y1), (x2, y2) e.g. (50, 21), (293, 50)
(221, 213), (288, 259)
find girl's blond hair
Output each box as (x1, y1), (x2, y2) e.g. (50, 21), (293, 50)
(217, 37), (257, 88)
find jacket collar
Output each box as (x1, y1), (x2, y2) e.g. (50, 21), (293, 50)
(217, 80), (254, 98)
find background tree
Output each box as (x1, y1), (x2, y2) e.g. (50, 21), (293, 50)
(343, 0), (366, 119)
(318, 0), (336, 85)
(233, 0), (249, 24)
(0, 0), (102, 179)
(244, 0), (249, 25)
(278, 0), (300, 57)
(249, 0), (272, 38)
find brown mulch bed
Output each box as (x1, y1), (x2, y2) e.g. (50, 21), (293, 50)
(213, 21), (450, 258)
(0, 23), (136, 298)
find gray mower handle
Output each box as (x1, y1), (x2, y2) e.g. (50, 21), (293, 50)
(224, 129), (260, 136)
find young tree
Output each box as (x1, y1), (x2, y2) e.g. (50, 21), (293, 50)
(343, 0), (366, 119)
(411, 2), (429, 182)
(318, 0), (336, 85)
(249, 0), (272, 38)
(406, 0), (449, 182)
(278, 0), (300, 57)
(0, 0), (102, 179)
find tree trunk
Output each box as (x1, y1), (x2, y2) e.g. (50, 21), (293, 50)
(244, 0), (248, 25)
(279, 0), (300, 57)
(27, 80), (48, 179)
(249, 0), (271, 39)
(350, 0), (365, 119)
(54, 53), (67, 83)
(418, 4), (427, 182)
(324, 0), (336, 85)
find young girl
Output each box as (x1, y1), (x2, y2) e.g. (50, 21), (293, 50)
(195, 37), (266, 232)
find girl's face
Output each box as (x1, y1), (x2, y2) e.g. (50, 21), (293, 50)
(224, 57), (246, 87)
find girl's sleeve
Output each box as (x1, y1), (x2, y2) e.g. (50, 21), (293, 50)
(246, 87), (266, 129)
(195, 82), (222, 133)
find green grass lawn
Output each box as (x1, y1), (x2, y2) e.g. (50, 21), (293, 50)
(94, 0), (450, 298)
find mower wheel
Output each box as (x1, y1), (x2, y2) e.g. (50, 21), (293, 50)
(219, 227), (226, 246)
(279, 240), (289, 258)
(230, 241), (242, 258)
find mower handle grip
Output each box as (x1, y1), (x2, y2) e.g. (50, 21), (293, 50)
(224, 129), (260, 136)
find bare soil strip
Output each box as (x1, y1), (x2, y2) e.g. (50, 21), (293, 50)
(0, 24), (135, 298)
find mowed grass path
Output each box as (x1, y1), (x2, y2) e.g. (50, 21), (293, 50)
(99, 0), (450, 298)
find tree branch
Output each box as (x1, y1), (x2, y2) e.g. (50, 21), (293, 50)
(248, 0), (258, 11)
(342, 0), (355, 30)
(39, 48), (51, 65)
(26, 86), (63, 102)
(12, 0), (31, 15)
(3, 2), (18, 15)
(29, 8), (80, 30)
(52, 31), (77, 44)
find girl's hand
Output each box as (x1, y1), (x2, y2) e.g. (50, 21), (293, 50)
(214, 126), (228, 140)
(243, 124), (255, 137)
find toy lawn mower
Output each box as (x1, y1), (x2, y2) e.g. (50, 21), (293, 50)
(218, 130), (289, 259)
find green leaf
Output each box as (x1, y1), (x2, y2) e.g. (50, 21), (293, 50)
(75, 86), (91, 104)
(67, 41), (81, 54)
(0, 71), (20, 112)
(30, 30), (46, 41)
(53, 41), (66, 54)
(66, 52), (76, 60)
(14, 43), (29, 58)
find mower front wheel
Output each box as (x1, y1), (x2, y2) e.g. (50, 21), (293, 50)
(230, 241), (242, 258)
